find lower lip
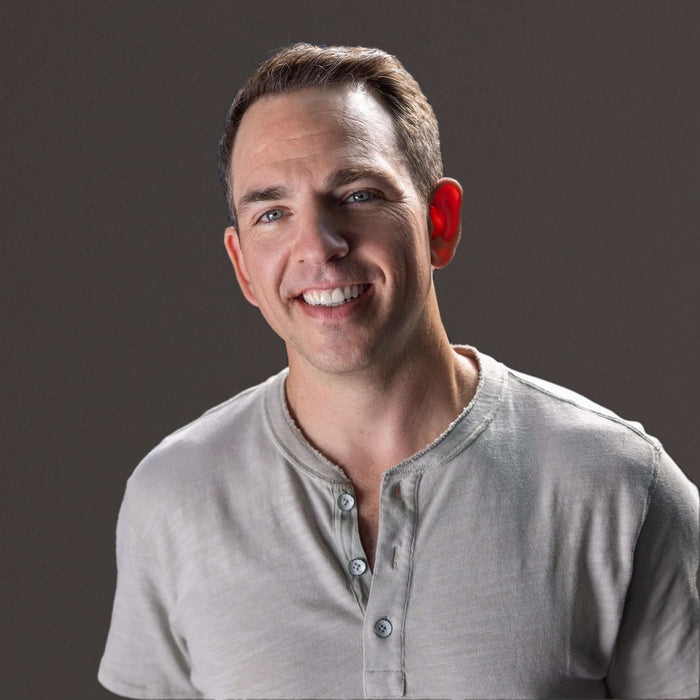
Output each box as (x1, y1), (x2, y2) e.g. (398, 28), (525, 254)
(296, 285), (373, 320)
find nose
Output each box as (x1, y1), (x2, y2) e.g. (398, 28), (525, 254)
(292, 208), (350, 265)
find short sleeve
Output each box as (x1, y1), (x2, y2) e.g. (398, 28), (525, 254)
(98, 482), (204, 699)
(606, 448), (699, 699)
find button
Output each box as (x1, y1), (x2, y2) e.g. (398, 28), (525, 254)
(349, 558), (367, 576)
(374, 618), (393, 638)
(337, 493), (355, 511)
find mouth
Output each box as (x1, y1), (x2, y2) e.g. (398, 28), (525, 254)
(300, 283), (370, 307)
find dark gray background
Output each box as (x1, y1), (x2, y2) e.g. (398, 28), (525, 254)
(2, 2), (698, 697)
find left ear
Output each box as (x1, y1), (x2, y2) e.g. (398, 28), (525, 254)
(428, 178), (463, 269)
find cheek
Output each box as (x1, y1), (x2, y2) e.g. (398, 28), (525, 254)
(242, 241), (285, 296)
(381, 208), (432, 269)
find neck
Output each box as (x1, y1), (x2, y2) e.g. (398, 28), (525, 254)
(285, 319), (478, 483)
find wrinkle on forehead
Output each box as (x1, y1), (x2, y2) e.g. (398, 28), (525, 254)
(249, 130), (369, 165)
(248, 115), (390, 162)
(231, 85), (401, 193)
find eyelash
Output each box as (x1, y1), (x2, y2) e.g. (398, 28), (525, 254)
(258, 209), (285, 224)
(345, 190), (376, 204)
(255, 190), (379, 225)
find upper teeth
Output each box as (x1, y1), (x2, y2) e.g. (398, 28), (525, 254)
(302, 284), (366, 307)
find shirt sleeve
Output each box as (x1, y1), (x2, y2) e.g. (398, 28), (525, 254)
(605, 447), (699, 699)
(98, 482), (205, 699)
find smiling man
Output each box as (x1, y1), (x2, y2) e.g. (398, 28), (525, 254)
(99, 44), (698, 699)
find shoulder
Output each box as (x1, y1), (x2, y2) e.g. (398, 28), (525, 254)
(494, 363), (666, 495)
(121, 370), (286, 534)
(146, 371), (280, 458)
(491, 358), (697, 542)
(505, 365), (658, 449)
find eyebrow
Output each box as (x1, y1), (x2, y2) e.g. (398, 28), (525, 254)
(323, 166), (400, 192)
(237, 185), (291, 215)
(236, 166), (401, 217)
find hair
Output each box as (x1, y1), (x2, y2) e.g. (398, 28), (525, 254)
(217, 43), (443, 228)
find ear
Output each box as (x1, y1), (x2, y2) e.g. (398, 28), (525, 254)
(428, 178), (463, 269)
(223, 226), (259, 307)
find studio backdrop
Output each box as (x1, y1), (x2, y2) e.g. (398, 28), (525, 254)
(2, 2), (698, 697)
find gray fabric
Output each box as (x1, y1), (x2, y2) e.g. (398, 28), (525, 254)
(98, 347), (699, 699)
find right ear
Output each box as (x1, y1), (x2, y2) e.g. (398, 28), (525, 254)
(223, 226), (259, 307)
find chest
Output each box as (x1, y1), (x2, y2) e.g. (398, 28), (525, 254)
(161, 466), (627, 699)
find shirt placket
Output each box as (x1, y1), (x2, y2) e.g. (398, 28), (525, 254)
(334, 485), (372, 611)
(362, 471), (421, 699)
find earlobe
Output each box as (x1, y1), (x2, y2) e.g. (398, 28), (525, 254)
(429, 179), (463, 269)
(223, 226), (259, 307)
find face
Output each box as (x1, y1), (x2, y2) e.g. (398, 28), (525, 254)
(224, 85), (450, 377)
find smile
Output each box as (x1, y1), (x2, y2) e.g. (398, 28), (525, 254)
(302, 284), (368, 307)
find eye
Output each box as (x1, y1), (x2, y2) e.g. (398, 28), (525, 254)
(346, 190), (374, 203)
(258, 208), (285, 223)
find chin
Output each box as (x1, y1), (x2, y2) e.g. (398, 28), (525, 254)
(310, 353), (370, 376)
(293, 342), (376, 376)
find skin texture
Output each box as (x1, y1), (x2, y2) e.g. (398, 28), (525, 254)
(224, 85), (477, 568)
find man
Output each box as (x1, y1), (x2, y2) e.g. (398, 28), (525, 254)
(99, 44), (698, 699)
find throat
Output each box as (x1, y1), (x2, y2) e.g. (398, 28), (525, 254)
(285, 345), (479, 484)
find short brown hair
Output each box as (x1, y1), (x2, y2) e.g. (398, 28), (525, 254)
(218, 43), (443, 227)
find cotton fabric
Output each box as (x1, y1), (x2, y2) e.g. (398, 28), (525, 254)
(99, 347), (699, 699)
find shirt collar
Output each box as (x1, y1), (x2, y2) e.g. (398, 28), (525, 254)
(264, 345), (507, 484)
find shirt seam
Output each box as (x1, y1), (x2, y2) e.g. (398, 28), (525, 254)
(264, 393), (349, 485)
(669, 682), (700, 693)
(98, 665), (202, 699)
(603, 441), (662, 680)
(383, 362), (508, 478)
(264, 347), (506, 484)
(507, 370), (660, 448)
(149, 380), (271, 453)
(399, 474), (421, 677)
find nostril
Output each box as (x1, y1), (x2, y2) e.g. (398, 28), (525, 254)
(293, 224), (350, 264)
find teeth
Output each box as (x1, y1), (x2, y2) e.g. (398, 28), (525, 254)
(302, 284), (366, 307)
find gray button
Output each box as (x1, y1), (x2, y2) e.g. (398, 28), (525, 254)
(374, 618), (393, 638)
(349, 558), (367, 576)
(337, 493), (355, 511)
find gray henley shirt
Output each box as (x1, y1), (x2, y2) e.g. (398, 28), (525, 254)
(99, 347), (699, 699)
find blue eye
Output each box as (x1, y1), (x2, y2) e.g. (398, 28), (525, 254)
(348, 191), (373, 203)
(260, 209), (284, 223)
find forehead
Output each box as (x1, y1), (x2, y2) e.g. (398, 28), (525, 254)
(230, 85), (406, 199)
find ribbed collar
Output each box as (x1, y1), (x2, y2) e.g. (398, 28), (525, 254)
(264, 346), (507, 485)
